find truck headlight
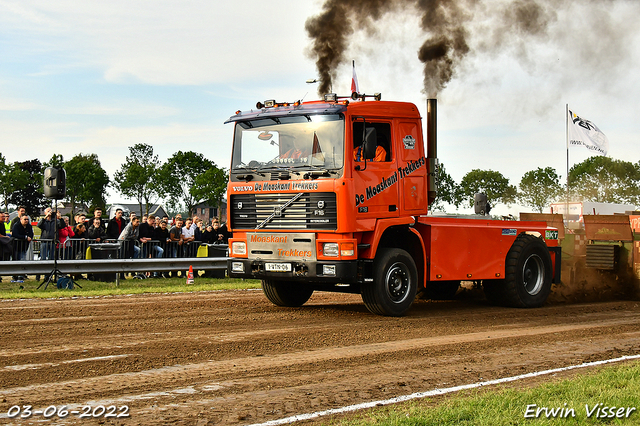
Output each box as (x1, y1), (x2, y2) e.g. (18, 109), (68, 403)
(323, 265), (336, 275)
(231, 262), (244, 273)
(323, 243), (339, 257)
(231, 241), (247, 256)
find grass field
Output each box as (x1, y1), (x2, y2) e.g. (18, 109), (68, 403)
(0, 274), (261, 299)
(324, 361), (640, 426)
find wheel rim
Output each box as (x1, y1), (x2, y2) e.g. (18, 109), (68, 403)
(385, 262), (411, 304)
(522, 254), (544, 295)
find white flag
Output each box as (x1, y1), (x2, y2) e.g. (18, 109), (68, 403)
(568, 109), (609, 156)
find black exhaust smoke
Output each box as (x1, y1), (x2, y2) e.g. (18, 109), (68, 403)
(305, 0), (633, 98)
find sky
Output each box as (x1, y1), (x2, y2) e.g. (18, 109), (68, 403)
(1, 0), (639, 215)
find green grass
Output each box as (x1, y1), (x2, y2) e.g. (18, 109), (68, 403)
(0, 275), (261, 299)
(327, 361), (640, 425)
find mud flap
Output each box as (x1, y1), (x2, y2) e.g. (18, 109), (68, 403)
(548, 246), (562, 284)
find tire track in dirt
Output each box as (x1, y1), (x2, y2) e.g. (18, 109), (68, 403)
(1, 316), (637, 400)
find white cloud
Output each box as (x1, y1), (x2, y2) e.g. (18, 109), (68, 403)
(1, 1), (321, 85)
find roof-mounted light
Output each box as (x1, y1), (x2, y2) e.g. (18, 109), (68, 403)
(324, 93), (338, 102)
(256, 99), (301, 109)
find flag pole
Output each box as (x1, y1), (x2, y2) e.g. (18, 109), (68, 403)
(565, 104), (569, 219)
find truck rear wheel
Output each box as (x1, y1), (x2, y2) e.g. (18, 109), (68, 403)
(502, 234), (553, 308)
(261, 280), (314, 307)
(362, 248), (417, 316)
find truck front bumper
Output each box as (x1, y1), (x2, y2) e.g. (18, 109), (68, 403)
(227, 258), (359, 283)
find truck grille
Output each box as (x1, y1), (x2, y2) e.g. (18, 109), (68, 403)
(230, 192), (337, 230)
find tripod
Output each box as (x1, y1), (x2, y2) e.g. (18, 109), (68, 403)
(38, 202), (81, 290)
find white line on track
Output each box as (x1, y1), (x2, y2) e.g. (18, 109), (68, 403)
(246, 354), (640, 426)
(3, 354), (132, 371)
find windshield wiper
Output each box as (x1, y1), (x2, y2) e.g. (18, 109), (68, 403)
(286, 164), (338, 179)
(255, 164), (291, 173)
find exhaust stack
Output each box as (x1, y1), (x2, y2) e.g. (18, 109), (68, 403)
(426, 99), (438, 206)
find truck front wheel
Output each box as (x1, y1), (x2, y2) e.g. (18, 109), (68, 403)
(261, 280), (314, 307)
(362, 248), (418, 316)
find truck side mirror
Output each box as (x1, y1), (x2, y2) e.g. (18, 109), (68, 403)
(364, 127), (377, 160)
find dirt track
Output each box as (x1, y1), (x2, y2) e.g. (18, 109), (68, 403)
(1, 288), (639, 425)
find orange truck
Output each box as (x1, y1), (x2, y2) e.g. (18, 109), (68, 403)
(226, 95), (561, 316)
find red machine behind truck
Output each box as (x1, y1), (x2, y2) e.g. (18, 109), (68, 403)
(226, 95), (561, 316)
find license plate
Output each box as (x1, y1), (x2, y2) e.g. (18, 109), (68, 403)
(265, 262), (291, 272)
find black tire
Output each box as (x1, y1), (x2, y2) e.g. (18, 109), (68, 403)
(261, 280), (314, 307)
(361, 248), (418, 316)
(424, 280), (460, 300)
(502, 234), (553, 308)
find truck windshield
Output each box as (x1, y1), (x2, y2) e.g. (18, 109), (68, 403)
(231, 114), (344, 179)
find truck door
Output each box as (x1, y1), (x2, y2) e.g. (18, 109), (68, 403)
(396, 120), (427, 215)
(352, 120), (400, 220)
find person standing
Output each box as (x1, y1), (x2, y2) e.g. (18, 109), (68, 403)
(9, 206), (28, 231)
(87, 217), (107, 242)
(11, 215), (34, 282)
(88, 207), (107, 229)
(219, 222), (231, 244)
(106, 208), (127, 240)
(181, 217), (196, 257)
(58, 216), (75, 260)
(139, 214), (163, 259)
(12, 215), (34, 255)
(37, 207), (61, 261)
(168, 217), (184, 259)
(0, 211), (9, 238)
(0, 213), (11, 274)
(73, 221), (88, 260)
(118, 216), (141, 259)
(154, 219), (171, 278)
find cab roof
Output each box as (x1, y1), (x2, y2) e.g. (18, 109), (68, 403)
(225, 99), (421, 124)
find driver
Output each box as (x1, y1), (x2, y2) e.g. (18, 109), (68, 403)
(279, 135), (309, 159)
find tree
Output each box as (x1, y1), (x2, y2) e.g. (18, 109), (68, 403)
(431, 162), (462, 211)
(0, 154), (29, 211)
(158, 151), (224, 215)
(568, 156), (640, 205)
(64, 154), (110, 222)
(518, 167), (562, 213)
(43, 154), (65, 169)
(8, 159), (47, 217)
(190, 167), (229, 219)
(459, 169), (517, 208)
(113, 144), (161, 216)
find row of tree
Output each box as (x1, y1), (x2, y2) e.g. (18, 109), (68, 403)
(434, 156), (640, 212)
(0, 144), (228, 221)
(1, 148), (636, 219)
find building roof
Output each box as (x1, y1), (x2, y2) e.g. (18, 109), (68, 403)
(106, 203), (168, 219)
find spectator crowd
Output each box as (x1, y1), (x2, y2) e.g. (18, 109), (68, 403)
(0, 206), (230, 283)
